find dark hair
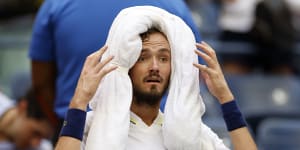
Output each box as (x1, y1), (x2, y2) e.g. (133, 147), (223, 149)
(19, 88), (47, 120)
(140, 27), (166, 42)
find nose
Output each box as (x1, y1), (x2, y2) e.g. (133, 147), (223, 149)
(150, 57), (159, 72)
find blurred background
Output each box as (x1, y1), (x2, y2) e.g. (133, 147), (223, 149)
(0, 0), (42, 96)
(0, 0), (299, 149)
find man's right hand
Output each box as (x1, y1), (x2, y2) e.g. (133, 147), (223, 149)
(70, 45), (117, 111)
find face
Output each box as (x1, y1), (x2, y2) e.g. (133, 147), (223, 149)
(129, 31), (171, 106)
(12, 116), (52, 150)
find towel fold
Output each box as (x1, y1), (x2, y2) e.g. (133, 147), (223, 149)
(85, 6), (219, 150)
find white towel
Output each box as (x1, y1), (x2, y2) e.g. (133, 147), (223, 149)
(85, 6), (225, 150)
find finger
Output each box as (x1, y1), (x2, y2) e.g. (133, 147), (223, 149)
(193, 63), (215, 78)
(196, 42), (217, 59)
(98, 65), (118, 77)
(201, 41), (215, 52)
(196, 42), (215, 58)
(194, 50), (216, 69)
(94, 55), (114, 73)
(96, 45), (108, 58)
(88, 45), (108, 67)
(193, 63), (210, 73)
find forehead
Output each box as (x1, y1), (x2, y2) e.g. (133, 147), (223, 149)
(141, 32), (170, 51)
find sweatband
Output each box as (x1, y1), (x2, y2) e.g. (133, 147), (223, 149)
(221, 100), (247, 131)
(60, 108), (86, 140)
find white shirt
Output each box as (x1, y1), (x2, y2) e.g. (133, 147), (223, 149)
(82, 111), (165, 150)
(82, 111), (229, 150)
(127, 111), (165, 150)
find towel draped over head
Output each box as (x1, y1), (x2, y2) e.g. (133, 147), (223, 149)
(85, 6), (209, 150)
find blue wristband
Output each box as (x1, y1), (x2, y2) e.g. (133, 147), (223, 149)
(60, 109), (86, 140)
(221, 101), (247, 131)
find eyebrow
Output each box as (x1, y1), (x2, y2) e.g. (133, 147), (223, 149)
(158, 48), (171, 53)
(141, 48), (171, 53)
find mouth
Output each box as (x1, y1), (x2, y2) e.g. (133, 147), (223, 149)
(144, 76), (162, 83)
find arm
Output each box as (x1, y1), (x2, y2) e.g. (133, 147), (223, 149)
(31, 61), (58, 126)
(55, 46), (117, 150)
(193, 41), (257, 150)
(229, 128), (257, 150)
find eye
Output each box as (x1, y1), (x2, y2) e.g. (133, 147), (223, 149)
(159, 57), (168, 62)
(137, 56), (145, 62)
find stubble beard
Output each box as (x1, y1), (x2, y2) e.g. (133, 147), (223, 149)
(133, 83), (168, 107)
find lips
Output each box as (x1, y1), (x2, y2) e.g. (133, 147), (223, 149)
(146, 79), (160, 83)
(144, 76), (162, 83)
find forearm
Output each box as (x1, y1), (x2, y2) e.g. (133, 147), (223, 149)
(55, 137), (82, 150)
(31, 61), (56, 108)
(229, 127), (257, 150)
(55, 86), (95, 150)
(213, 82), (257, 149)
(216, 91), (257, 149)
(31, 61), (59, 127)
(221, 101), (257, 150)
(55, 107), (87, 150)
(194, 42), (257, 149)
(33, 84), (55, 107)
(55, 46), (116, 150)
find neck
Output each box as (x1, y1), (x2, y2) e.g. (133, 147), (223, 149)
(130, 100), (160, 126)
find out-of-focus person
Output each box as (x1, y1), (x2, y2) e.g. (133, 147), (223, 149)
(217, 0), (297, 75)
(219, 0), (259, 41)
(251, 0), (297, 75)
(218, 0), (260, 74)
(0, 88), (53, 150)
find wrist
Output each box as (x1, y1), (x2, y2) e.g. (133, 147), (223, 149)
(69, 95), (89, 111)
(221, 100), (247, 131)
(217, 93), (234, 104)
(60, 109), (86, 140)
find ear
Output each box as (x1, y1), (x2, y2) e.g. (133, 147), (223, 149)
(17, 99), (28, 114)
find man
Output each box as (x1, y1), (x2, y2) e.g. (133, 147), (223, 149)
(29, 0), (201, 135)
(55, 25), (257, 149)
(0, 89), (53, 150)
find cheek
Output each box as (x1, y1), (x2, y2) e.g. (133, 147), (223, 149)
(130, 66), (147, 81)
(131, 75), (144, 88)
(162, 65), (171, 79)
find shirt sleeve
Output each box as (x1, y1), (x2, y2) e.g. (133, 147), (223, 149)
(29, 0), (55, 62)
